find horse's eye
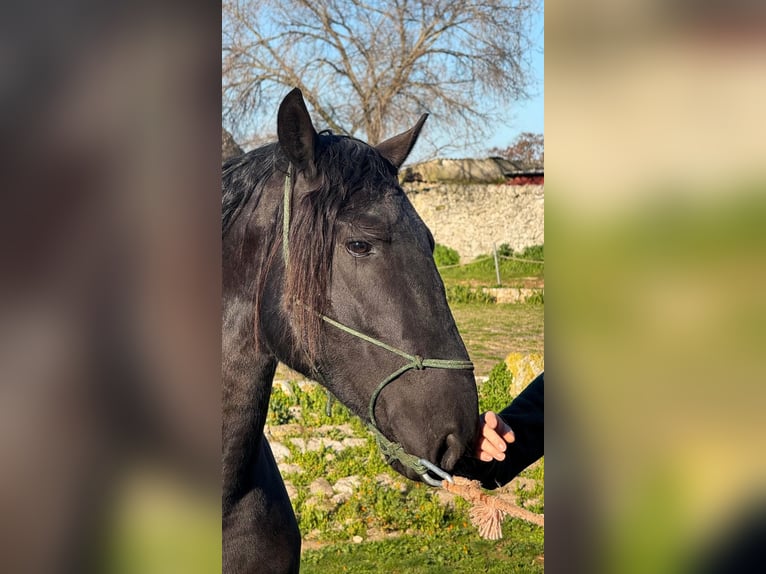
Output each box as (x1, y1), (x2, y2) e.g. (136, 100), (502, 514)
(346, 240), (373, 257)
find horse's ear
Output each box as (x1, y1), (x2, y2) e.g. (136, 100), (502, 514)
(277, 88), (317, 176)
(375, 114), (428, 169)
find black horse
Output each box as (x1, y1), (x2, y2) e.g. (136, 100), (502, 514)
(222, 89), (479, 573)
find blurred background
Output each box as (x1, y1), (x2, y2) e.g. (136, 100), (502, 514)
(1, 2), (221, 572)
(546, 0), (766, 572)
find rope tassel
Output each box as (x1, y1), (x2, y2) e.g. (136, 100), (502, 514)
(443, 477), (544, 540)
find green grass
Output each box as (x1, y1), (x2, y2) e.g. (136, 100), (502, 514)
(480, 361), (516, 411)
(444, 284), (497, 304)
(514, 460), (545, 515)
(433, 243), (460, 267)
(438, 245), (544, 288)
(440, 256), (542, 287)
(269, 384), (466, 542)
(272, 362), (545, 572)
(302, 520), (544, 574)
(274, 302), (544, 382)
(450, 303), (544, 375)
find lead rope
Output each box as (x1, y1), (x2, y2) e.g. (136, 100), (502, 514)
(442, 477), (545, 539)
(281, 168), (473, 485)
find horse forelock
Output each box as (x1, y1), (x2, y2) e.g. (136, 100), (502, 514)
(284, 134), (399, 359)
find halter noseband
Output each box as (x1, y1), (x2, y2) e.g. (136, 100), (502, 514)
(281, 166), (473, 486)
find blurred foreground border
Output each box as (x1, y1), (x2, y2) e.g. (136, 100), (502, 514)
(546, 1), (766, 573)
(1, 2), (221, 572)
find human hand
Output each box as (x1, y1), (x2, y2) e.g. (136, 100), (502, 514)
(475, 411), (515, 462)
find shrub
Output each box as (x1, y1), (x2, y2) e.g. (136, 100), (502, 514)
(479, 361), (514, 413)
(519, 244), (543, 261)
(497, 243), (514, 258)
(267, 386), (295, 425)
(525, 290), (544, 304)
(445, 285), (496, 304)
(495, 244), (544, 261)
(433, 243), (460, 267)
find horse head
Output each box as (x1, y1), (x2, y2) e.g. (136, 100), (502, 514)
(227, 89), (479, 484)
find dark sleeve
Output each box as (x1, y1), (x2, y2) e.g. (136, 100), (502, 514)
(459, 372), (544, 489)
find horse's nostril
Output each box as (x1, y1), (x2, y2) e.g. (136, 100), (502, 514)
(440, 433), (465, 472)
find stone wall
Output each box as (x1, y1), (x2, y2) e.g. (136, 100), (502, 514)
(404, 183), (544, 261)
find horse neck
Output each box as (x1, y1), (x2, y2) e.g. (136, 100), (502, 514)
(221, 297), (278, 510)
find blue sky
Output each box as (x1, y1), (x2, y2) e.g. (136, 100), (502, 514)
(484, 9), (544, 153)
(428, 7), (543, 159)
(225, 3), (543, 158)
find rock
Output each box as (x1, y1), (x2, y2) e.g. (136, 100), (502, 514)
(306, 529), (321, 540)
(375, 473), (408, 493)
(333, 475), (361, 495)
(266, 424), (304, 440)
(278, 463), (302, 475)
(525, 497), (542, 508)
(270, 442), (290, 463)
(486, 287), (542, 304)
(290, 438), (307, 452)
(352, 535), (363, 544)
(504, 353), (544, 395)
(305, 438), (324, 451)
(331, 493), (351, 505)
(308, 478), (334, 498)
(341, 437), (367, 449)
(434, 488), (457, 507)
(332, 475), (362, 504)
(323, 439), (345, 452)
(290, 437), (344, 453)
(284, 482), (297, 500)
(304, 495), (338, 513)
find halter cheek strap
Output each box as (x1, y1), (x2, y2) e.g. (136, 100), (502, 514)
(281, 167), (473, 486)
(282, 165), (292, 264)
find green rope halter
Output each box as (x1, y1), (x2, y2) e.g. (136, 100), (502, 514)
(281, 167), (473, 485)
(321, 316), (473, 476)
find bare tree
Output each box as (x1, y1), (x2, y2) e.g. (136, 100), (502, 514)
(223, 0), (540, 156)
(222, 127), (244, 161)
(490, 131), (544, 168)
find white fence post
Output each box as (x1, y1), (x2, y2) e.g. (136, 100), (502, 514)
(493, 242), (502, 287)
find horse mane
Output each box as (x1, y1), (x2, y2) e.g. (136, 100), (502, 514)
(222, 132), (398, 360)
(222, 142), (282, 238)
